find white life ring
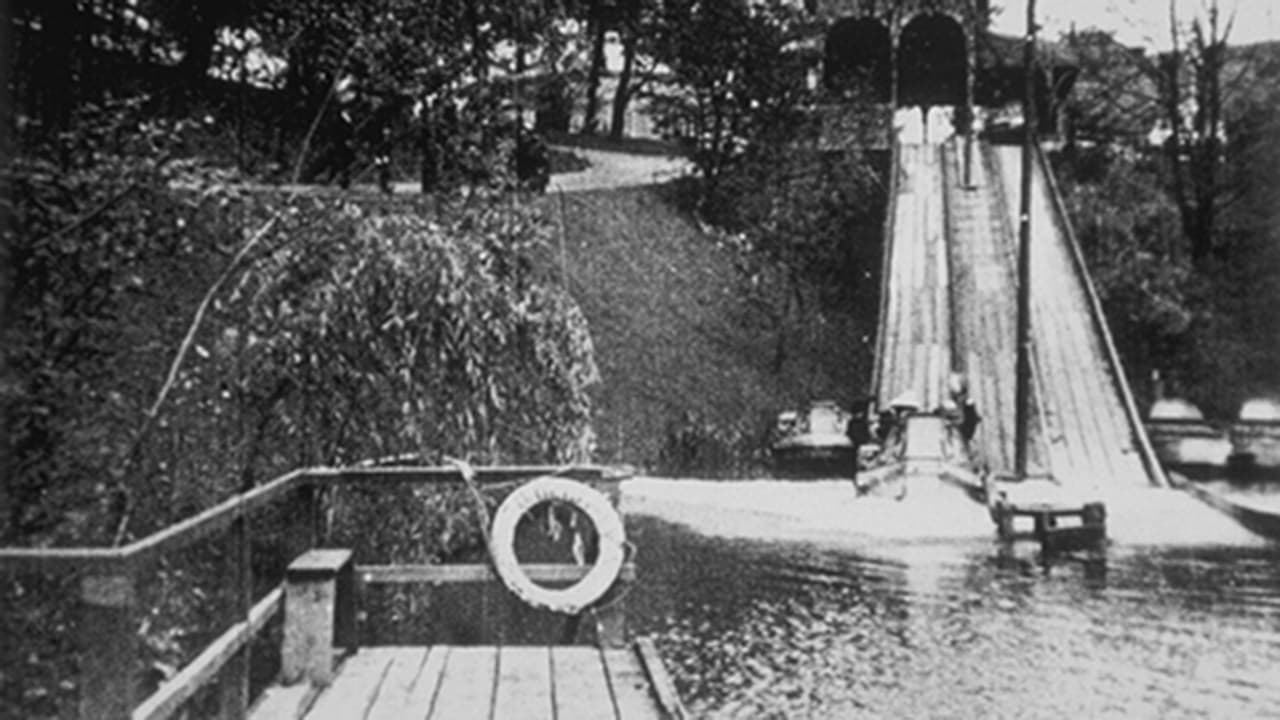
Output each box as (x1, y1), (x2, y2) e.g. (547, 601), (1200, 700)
(488, 477), (626, 614)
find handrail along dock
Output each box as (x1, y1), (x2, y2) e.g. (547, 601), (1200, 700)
(0, 464), (686, 720)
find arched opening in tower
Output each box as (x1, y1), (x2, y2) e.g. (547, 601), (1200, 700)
(897, 14), (967, 108)
(824, 17), (891, 102)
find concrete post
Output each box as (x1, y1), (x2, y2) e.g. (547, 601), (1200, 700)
(281, 549), (355, 687)
(79, 572), (137, 720)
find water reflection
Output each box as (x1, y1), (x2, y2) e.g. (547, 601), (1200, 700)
(626, 513), (1280, 718)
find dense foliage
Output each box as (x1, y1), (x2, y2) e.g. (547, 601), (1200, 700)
(1057, 139), (1280, 416)
(9, 0), (661, 190)
(3, 103), (220, 545)
(646, 0), (816, 204)
(640, 1), (885, 472)
(643, 0), (882, 304)
(4, 118), (596, 545)
(1066, 4), (1280, 267)
(221, 196), (598, 475)
(1059, 6), (1280, 412)
(2, 95), (597, 716)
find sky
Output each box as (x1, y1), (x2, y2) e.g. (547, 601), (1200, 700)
(990, 0), (1280, 49)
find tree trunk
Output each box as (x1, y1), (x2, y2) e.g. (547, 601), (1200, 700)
(468, 0), (488, 82)
(772, 282), (791, 375)
(420, 102), (438, 193)
(609, 22), (638, 140)
(176, 5), (218, 92)
(1190, 191), (1215, 262)
(1165, 0), (1231, 265)
(583, 14), (607, 134)
(36, 0), (80, 134)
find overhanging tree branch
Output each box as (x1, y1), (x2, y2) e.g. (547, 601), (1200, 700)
(111, 211), (282, 545)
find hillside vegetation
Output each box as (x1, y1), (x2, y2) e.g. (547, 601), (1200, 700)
(545, 183), (879, 476)
(3, 132), (599, 713)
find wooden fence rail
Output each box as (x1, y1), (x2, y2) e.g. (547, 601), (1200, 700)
(0, 464), (630, 720)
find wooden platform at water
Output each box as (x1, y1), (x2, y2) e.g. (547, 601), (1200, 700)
(989, 478), (1107, 551)
(252, 640), (682, 720)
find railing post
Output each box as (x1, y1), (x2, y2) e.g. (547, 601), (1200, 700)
(214, 517), (251, 720)
(79, 570), (137, 720)
(593, 594), (628, 649)
(285, 481), (320, 561)
(281, 549), (354, 687)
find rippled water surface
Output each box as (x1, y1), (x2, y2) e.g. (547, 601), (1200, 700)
(622, 482), (1280, 719)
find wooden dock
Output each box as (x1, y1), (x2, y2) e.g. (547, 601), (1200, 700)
(252, 641), (682, 719)
(244, 503), (686, 720)
(0, 464), (690, 720)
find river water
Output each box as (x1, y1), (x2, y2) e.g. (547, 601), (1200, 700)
(620, 479), (1280, 719)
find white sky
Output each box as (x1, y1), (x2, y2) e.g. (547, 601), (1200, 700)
(991, 0), (1280, 49)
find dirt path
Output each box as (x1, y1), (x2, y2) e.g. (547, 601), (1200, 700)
(235, 144), (691, 197)
(547, 145), (691, 193)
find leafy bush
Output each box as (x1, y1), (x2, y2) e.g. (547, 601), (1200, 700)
(1056, 146), (1268, 416)
(3, 102), (598, 716)
(657, 410), (758, 477)
(644, 0), (885, 407)
(646, 0), (814, 202)
(2, 101), (226, 545)
(220, 193), (599, 477)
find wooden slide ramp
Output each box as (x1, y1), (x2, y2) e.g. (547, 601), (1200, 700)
(941, 140), (1049, 476)
(876, 137), (1160, 489)
(876, 142), (952, 413)
(988, 144), (1153, 488)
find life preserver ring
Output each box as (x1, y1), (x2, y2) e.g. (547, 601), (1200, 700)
(488, 477), (626, 614)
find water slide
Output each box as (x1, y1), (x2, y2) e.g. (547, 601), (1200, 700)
(872, 142), (952, 415)
(874, 135), (1167, 489)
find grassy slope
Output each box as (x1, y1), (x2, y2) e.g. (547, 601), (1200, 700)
(539, 184), (877, 476)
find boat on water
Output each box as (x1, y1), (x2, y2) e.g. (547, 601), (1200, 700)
(1147, 397), (1280, 540)
(1144, 395), (1280, 482)
(770, 400), (858, 478)
(1145, 398), (1233, 481)
(1227, 398), (1280, 480)
(1172, 475), (1280, 541)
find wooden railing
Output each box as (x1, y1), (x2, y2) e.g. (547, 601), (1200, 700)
(0, 464), (631, 720)
(939, 140), (959, 376)
(871, 134), (903, 405)
(252, 546), (646, 719)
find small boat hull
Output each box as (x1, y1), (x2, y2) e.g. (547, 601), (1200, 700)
(771, 400), (858, 479)
(771, 437), (857, 478)
(1182, 481), (1280, 541)
(1228, 420), (1280, 480)
(1146, 419), (1232, 481)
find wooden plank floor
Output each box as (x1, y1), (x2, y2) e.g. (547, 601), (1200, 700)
(254, 645), (668, 720)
